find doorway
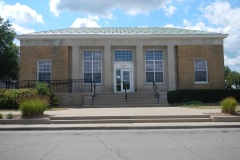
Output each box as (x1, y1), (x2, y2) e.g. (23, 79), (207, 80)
(115, 69), (133, 92)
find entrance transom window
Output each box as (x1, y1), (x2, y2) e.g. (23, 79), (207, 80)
(114, 50), (133, 61)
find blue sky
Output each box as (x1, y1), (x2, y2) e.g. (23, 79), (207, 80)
(1, 0), (240, 71)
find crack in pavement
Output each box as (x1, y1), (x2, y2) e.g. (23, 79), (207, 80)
(38, 132), (65, 160)
(96, 136), (131, 160)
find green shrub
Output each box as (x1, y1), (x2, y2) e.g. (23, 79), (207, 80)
(7, 113), (13, 119)
(0, 113), (2, 119)
(19, 96), (49, 117)
(36, 82), (50, 96)
(49, 93), (59, 106)
(220, 97), (238, 114)
(167, 89), (240, 104)
(0, 88), (38, 109)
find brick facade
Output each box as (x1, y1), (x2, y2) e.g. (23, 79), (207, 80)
(176, 45), (225, 89)
(19, 46), (70, 81)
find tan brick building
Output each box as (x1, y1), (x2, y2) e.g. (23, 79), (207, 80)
(17, 27), (228, 94)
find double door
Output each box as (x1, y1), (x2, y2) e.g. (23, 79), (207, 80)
(115, 69), (132, 92)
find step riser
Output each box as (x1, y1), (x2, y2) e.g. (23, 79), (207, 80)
(84, 92), (168, 107)
(84, 101), (167, 105)
(51, 115), (210, 120)
(83, 104), (169, 107)
(50, 118), (212, 124)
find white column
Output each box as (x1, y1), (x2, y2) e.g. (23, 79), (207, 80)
(71, 46), (80, 92)
(136, 45), (144, 92)
(103, 45), (112, 92)
(167, 45), (177, 91)
(71, 46), (80, 79)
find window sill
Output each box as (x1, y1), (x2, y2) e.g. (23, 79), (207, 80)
(195, 82), (209, 85)
(145, 82), (164, 85)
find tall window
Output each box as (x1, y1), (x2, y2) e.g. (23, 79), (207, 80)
(84, 50), (102, 83)
(194, 59), (208, 83)
(145, 50), (163, 83)
(114, 50), (133, 61)
(38, 60), (51, 81)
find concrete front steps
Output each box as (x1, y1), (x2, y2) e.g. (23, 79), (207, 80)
(50, 115), (212, 124)
(83, 92), (169, 107)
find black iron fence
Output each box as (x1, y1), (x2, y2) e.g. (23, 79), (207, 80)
(0, 79), (94, 93)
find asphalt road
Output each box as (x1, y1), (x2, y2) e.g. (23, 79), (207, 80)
(0, 129), (240, 160)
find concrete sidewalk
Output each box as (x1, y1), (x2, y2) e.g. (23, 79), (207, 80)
(1, 107), (240, 130)
(1, 106), (217, 116)
(45, 107), (219, 117)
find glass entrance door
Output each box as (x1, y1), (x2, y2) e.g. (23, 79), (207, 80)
(115, 69), (132, 92)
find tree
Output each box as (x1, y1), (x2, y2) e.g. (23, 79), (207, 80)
(225, 66), (240, 89)
(0, 17), (19, 79)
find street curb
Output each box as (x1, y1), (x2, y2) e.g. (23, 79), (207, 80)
(1, 124), (240, 131)
(212, 116), (240, 122)
(0, 118), (50, 125)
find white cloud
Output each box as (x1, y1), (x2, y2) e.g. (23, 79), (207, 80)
(0, 1), (43, 34)
(50, 0), (60, 17)
(200, 1), (240, 52)
(201, 1), (240, 27)
(49, 0), (171, 18)
(165, 1), (240, 71)
(0, 1), (43, 24)
(11, 23), (35, 34)
(224, 55), (240, 66)
(162, 5), (177, 16)
(71, 17), (101, 28)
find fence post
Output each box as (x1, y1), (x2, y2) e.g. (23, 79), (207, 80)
(69, 79), (72, 93)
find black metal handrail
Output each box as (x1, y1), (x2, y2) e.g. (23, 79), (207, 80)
(91, 82), (96, 107)
(124, 82), (127, 107)
(153, 81), (160, 104)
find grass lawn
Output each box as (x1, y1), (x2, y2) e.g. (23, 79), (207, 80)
(171, 101), (240, 111)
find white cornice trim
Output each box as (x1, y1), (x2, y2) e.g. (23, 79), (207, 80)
(16, 34), (228, 40)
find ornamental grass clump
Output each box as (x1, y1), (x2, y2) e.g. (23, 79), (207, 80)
(19, 96), (49, 117)
(220, 97), (238, 114)
(6, 113), (13, 119)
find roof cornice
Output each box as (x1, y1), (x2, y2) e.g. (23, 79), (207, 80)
(16, 34), (228, 40)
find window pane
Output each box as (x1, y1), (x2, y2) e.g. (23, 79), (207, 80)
(146, 61), (154, 71)
(155, 61), (163, 72)
(93, 51), (101, 60)
(114, 50), (132, 61)
(195, 71), (207, 82)
(84, 73), (92, 81)
(93, 61), (101, 73)
(93, 73), (101, 83)
(38, 73), (51, 81)
(84, 51), (92, 60)
(146, 72), (154, 83)
(84, 62), (92, 73)
(195, 59), (206, 71)
(154, 51), (162, 60)
(38, 61), (51, 72)
(155, 72), (163, 82)
(146, 50), (154, 60)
